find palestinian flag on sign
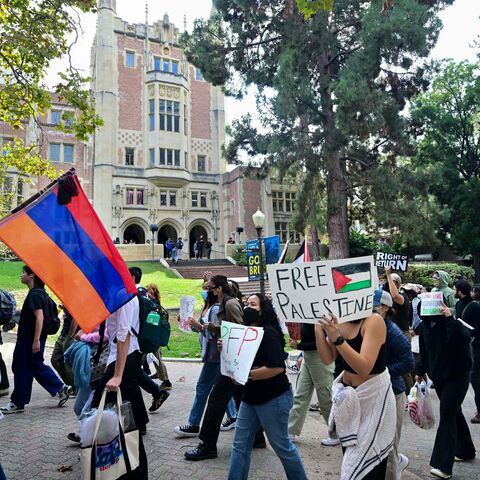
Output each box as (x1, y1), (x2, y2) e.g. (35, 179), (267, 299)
(332, 262), (372, 294)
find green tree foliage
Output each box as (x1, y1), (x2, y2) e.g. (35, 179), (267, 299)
(296, 0), (335, 18)
(0, 0), (102, 188)
(410, 60), (480, 279)
(182, 0), (454, 259)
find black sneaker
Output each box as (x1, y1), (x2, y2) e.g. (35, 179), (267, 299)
(173, 424), (200, 437)
(184, 442), (217, 461)
(149, 390), (169, 412)
(220, 417), (236, 431)
(57, 385), (72, 407)
(67, 432), (81, 443)
(160, 380), (172, 390)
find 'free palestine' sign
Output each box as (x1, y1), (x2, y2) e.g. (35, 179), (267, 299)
(268, 255), (378, 324)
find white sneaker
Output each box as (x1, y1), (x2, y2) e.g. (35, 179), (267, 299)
(0, 401), (24, 414)
(321, 436), (340, 446)
(398, 453), (409, 475)
(56, 385), (72, 407)
(430, 468), (452, 479)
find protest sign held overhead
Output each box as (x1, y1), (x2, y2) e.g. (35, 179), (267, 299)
(375, 251), (409, 271)
(268, 255), (378, 324)
(420, 292), (444, 316)
(220, 321), (264, 385)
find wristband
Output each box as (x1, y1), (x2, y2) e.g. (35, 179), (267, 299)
(333, 335), (345, 346)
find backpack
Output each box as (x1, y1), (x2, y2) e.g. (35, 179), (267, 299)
(134, 295), (170, 353)
(0, 289), (16, 325)
(32, 288), (61, 336)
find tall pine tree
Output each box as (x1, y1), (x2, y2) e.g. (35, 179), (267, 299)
(182, 0), (454, 258)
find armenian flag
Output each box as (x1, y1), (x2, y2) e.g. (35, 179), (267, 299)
(0, 170), (137, 332)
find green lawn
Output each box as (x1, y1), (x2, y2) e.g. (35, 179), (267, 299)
(0, 261), (291, 359)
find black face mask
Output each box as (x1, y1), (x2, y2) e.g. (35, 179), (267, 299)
(243, 307), (260, 326)
(207, 291), (217, 303)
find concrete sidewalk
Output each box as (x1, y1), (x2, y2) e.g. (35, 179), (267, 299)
(0, 332), (479, 479)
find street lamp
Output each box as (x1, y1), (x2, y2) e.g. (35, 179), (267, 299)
(149, 224), (159, 262)
(252, 208), (266, 296)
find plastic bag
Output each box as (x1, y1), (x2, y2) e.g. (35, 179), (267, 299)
(408, 381), (435, 430)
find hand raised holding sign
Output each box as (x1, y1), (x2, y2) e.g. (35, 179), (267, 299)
(317, 313), (341, 343)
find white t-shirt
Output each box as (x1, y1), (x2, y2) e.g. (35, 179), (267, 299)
(106, 296), (140, 365)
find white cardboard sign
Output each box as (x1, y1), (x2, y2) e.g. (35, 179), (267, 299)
(420, 292), (444, 316)
(179, 295), (196, 333)
(267, 255), (378, 324)
(375, 251), (408, 271)
(220, 321), (264, 385)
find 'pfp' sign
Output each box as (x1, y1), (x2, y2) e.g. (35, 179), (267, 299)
(220, 321), (264, 385)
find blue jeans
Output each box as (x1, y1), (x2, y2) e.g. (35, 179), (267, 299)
(10, 336), (63, 408)
(228, 389), (307, 480)
(188, 362), (236, 426)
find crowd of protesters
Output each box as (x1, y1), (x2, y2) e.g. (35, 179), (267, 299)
(0, 263), (479, 480)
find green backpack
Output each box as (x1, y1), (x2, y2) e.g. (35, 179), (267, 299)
(134, 295), (171, 353)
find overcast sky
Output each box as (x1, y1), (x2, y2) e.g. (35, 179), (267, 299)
(47, 0), (480, 125)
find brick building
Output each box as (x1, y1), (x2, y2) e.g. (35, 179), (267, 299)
(0, 0), (300, 257)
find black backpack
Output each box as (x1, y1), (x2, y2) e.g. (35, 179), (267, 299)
(0, 289), (16, 325)
(133, 295), (170, 353)
(32, 289), (61, 336)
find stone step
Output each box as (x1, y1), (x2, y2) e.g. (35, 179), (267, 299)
(173, 264), (248, 279)
(166, 258), (233, 267)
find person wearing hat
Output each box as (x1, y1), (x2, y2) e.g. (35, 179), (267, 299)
(373, 289), (415, 479)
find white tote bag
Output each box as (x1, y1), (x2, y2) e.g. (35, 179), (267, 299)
(80, 389), (140, 480)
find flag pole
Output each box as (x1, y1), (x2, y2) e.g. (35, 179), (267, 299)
(11, 168), (76, 214)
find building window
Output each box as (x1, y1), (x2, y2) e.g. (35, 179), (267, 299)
(162, 58), (170, 72)
(125, 148), (134, 166)
(171, 60), (179, 74)
(149, 99), (155, 131)
(275, 222), (300, 244)
(170, 191), (176, 206)
(184, 151), (188, 168)
(126, 188), (134, 205)
(63, 144), (74, 163)
(126, 51), (135, 68)
(195, 67), (203, 81)
(197, 155), (206, 172)
(51, 110), (61, 125)
(153, 56), (161, 71)
(1, 138), (14, 156)
(17, 178), (23, 206)
(50, 143), (60, 162)
(159, 99), (180, 132)
(160, 191), (167, 206)
(200, 192), (207, 208)
(191, 192), (198, 208)
(137, 189), (144, 205)
(149, 148), (155, 167)
(159, 148), (181, 167)
(272, 191), (282, 212)
(285, 192), (293, 212)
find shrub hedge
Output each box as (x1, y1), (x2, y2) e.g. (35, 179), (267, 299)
(400, 263), (474, 288)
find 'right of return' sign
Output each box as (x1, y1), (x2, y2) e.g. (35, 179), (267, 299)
(375, 252), (408, 272)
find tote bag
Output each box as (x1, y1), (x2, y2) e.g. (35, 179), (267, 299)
(80, 389), (140, 480)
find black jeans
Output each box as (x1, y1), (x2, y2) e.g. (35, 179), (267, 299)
(431, 376), (476, 474)
(0, 352), (9, 390)
(92, 351), (148, 430)
(471, 343), (480, 412)
(199, 374), (241, 448)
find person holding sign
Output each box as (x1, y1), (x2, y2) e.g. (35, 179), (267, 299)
(431, 271), (456, 316)
(228, 294), (308, 480)
(185, 275), (245, 461)
(315, 304), (396, 479)
(416, 299), (475, 479)
(174, 285), (237, 437)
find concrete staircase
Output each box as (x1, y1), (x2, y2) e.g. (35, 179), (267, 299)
(170, 259), (248, 280)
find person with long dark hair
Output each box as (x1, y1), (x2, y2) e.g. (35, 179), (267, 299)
(185, 274), (244, 460)
(416, 299), (476, 479)
(227, 293), (308, 480)
(1, 266), (71, 414)
(315, 290), (396, 480)
(174, 283), (236, 437)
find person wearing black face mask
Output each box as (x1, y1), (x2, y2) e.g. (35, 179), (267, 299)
(227, 294), (308, 480)
(173, 287), (237, 437)
(416, 300), (475, 479)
